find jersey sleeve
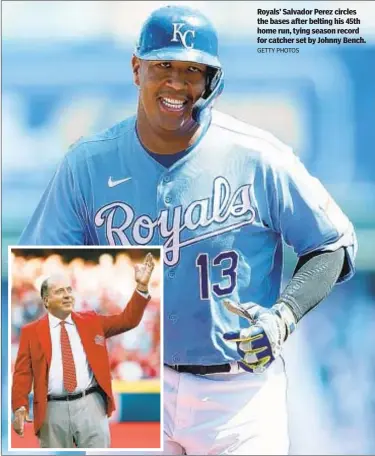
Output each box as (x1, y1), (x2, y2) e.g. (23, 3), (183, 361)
(19, 155), (87, 245)
(266, 150), (357, 283)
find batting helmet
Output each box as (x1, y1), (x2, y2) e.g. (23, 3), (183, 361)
(134, 5), (224, 124)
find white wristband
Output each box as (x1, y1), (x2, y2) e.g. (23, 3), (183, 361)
(136, 289), (150, 298)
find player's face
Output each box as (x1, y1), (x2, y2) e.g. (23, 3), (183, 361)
(132, 57), (207, 132)
(44, 275), (75, 319)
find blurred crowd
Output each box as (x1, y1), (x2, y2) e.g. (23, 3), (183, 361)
(10, 251), (161, 380)
(283, 271), (375, 454)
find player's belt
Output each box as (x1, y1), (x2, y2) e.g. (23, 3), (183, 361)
(47, 385), (101, 402)
(166, 363), (233, 375)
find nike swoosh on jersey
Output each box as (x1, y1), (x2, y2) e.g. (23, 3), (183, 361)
(108, 176), (132, 188)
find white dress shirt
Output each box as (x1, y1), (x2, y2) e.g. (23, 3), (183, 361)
(48, 313), (97, 395)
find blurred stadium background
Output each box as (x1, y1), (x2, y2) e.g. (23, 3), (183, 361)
(9, 248), (161, 449)
(2, 1), (375, 454)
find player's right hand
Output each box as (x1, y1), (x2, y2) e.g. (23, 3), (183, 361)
(135, 252), (155, 293)
(12, 406), (32, 437)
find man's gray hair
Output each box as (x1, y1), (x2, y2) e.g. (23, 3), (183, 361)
(40, 277), (50, 300)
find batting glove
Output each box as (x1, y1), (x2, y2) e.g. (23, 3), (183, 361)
(223, 300), (297, 374)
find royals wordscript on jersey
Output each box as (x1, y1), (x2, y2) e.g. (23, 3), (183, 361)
(20, 110), (356, 364)
(51, 112), (286, 258)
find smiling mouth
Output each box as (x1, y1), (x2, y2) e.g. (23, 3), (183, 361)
(159, 97), (188, 113)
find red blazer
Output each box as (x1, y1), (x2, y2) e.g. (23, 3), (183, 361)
(12, 290), (150, 435)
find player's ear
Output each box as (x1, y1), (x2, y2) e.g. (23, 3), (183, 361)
(132, 55), (141, 87)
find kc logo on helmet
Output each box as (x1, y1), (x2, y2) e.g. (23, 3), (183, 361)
(171, 23), (195, 49)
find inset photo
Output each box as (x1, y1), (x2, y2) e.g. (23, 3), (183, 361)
(8, 246), (162, 451)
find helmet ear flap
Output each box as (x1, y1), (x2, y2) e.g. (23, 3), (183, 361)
(204, 67), (222, 99)
(192, 67), (224, 124)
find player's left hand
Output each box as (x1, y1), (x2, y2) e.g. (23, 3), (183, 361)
(135, 253), (155, 293)
(222, 300), (296, 374)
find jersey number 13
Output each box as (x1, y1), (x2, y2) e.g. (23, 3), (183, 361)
(196, 251), (239, 300)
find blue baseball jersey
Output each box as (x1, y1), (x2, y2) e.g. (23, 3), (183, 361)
(20, 110), (357, 365)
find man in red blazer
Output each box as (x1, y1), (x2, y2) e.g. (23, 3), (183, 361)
(12, 252), (156, 448)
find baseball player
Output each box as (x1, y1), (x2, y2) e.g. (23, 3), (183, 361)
(20, 5), (357, 455)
